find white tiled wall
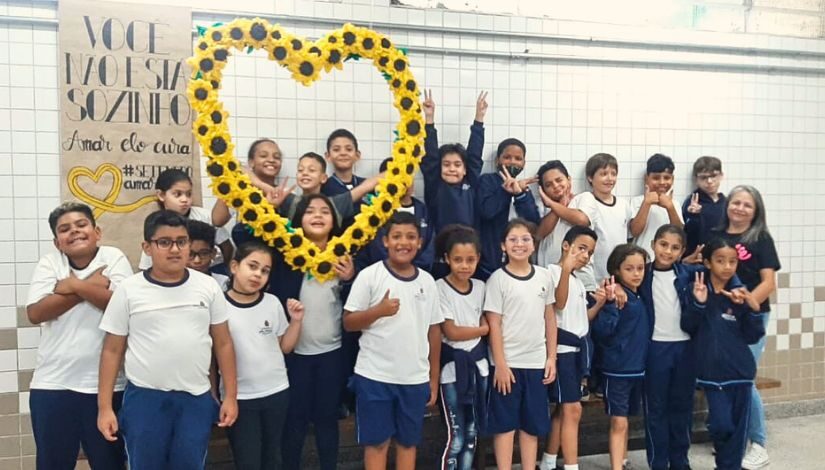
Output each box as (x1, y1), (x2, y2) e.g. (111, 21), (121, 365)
(1, 0), (825, 412)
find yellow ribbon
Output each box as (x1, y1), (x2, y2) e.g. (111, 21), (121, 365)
(67, 163), (156, 219)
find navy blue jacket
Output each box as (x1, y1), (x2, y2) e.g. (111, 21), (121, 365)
(422, 121), (484, 233)
(681, 190), (726, 255)
(680, 272), (764, 385)
(322, 174), (367, 230)
(232, 223), (351, 316)
(476, 174), (541, 280)
(355, 197), (435, 272)
(592, 286), (651, 376)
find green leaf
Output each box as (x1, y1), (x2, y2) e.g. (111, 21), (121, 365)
(196, 26), (207, 37)
(194, 71), (203, 80)
(345, 53), (361, 62)
(381, 72), (392, 81)
(246, 46), (253, 54)
(399, 47), (408, 56)
(285, 220), (295, 233)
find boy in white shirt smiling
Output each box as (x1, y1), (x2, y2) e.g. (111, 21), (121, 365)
(343, 212), (443, 470)
(26, 202), (133, 469)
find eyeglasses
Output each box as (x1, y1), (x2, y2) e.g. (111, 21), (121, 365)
(505, 236), (534, 245)
(150, 237), (190, 250)
(189, 249), (215, 260)
(697, 172), (721, 182)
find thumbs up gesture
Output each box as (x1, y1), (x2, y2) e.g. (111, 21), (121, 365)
(378, 289), (400, 317)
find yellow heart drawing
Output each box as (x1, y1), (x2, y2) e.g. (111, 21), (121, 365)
(67, 163), (157, 219)
(187, 19), (425, 281)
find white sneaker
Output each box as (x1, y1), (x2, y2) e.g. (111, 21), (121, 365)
(742, 442), (770, 469)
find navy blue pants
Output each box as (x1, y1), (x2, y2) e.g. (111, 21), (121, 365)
(228, 389), (289, 470)
(283, 349), (344, 470)
(703, 383), (751, 470)
(118, 383), (219, 470)
(644, 340), (696, 470)
(30, 389), (125, 470)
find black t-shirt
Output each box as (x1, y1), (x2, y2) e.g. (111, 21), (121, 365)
(712, 230), (781, 313)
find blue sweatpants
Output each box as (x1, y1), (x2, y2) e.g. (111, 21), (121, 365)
(702, 382), (751, 470)
(118, 383), (219, 470)
(644, 340), (696, 470)
(283, 349), (344, 470)
(30, 389), (125, 470)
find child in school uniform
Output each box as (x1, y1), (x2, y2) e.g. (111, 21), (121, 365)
(592, 244), (651, 470)
(573, 153), (633, 285)
(322, 129), (367, 229)
(476, 140), (541, 280)
(682, 156), (726, 256)
(534, 160), (596, 291)
(343, 212), (443, 470)
(223, 241), (304, 470)
(541, 226), (601, 470)
(421, 90), (486, 233)
(640, 225), (702, 470)
(26, 202), (133, 470)
(97, 210), (239, 470)
(629, 154), (683, 260)
(358, 157), (435, 272)
(186, 219), (228, 288)
(278, 194), (355, 470)
(212, 138), (284, 228)
(434, 225), (489, 470)
(680, 238), (764, 470)
(485, 218), (557, 470)
(139, 168), (231, 270)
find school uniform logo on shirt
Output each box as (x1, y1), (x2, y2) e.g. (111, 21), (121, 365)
(415, 286), (427, 301)
(539, 286), (547, 298)
(259, 320), (273, 335)
(462, 183), (471, 191)
(721, 308), (737, 322)
(735, 243), (752, 261)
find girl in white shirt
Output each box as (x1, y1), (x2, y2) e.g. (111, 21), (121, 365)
(224, 241), (304, 470)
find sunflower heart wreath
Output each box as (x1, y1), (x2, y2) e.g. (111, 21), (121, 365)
(187, 19), (425, 282)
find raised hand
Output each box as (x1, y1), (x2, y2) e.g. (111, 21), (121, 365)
(334, 255), (355, 281)
(693, 271), (708, 304)
(590, 286), (608, 306)
(682, 244), (704, 264)
(538, 185), (555, 208)
(643, 185), (659, 206)
(499, 166), (521, 195)
(263, 177), (296, 208)
(724, 287), (760, 311)
(378, 289), (401, 317)
(657, 188), (675, 210)
(475, 90), (489, 122)
(687, 193), (702, 214)
(423, 89), (435, 124)
(604, 276), (617, 302)
(517, 175), (538, 193)
(286, 298), (305, 322)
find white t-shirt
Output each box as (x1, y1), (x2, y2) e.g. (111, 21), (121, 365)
(295, 277), (343, 355)
(138, 206), (226, 270)
(536, 197), (597, 291)
(651, 268), (690, 342)
(484, 265), (555, 369)
(438, 278), (489, 384)
(223, 293), (289, 399)
(547, 264), (589, 354)
(630, 195), (683, 260)
(344, 261), (442, 385)
(211, 272), (228, 290)
(574, 192), (632, 283)
(99, 269), (228, 395)
(26, 247), (132, 393)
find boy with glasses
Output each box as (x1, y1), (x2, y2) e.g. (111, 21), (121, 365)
(97, 210), (238, 470)
(186, 219), (228, 289)
(682, 156), (726, 255)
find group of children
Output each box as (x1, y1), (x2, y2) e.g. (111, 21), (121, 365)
(25, 90), (779, 470)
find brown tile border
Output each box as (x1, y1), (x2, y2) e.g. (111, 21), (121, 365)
(790, 303), (802, 319)
(0, 332), (16, 352)
(0, 416), (18, 438)
(777, 272), (790, 288)
(17, 371), (32, 393)
(0, 395), (19, 416)
(0, 436), (18, 459)
(20, 434), (34, 457)
(815, 286), (825, 302)
(16, 307), (33, 328)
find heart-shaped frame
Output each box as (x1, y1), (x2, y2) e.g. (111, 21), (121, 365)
(187, 18), (425, 282)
